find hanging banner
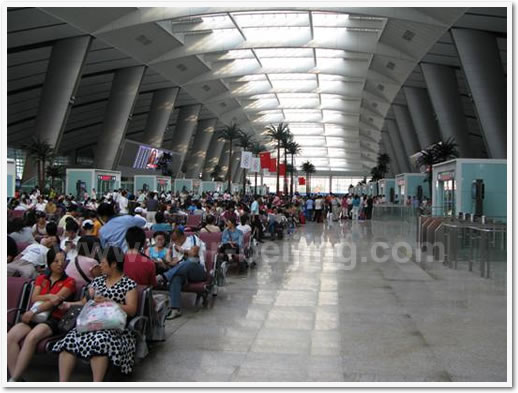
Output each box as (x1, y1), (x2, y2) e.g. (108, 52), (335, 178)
(298, 177), (306, 185)
(279, 163), (286, 176)
(259, 152), (271, 169)
(240, 151), (252, 169)
(269, 158), (277, 173)
(251, 157), (261, 173)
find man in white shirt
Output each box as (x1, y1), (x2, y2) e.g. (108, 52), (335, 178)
(34, 197), (47, 212)
(314, 196), (324, 222)
(7, 243), (50, 278)
(237, 215), (252, 234)
(118, 190), (129, 215)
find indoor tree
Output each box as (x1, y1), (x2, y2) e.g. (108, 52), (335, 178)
(251, 142), (267, 195)
(210, 164), (223, 182)
(265, 122), (290, 195)
(301, 161), (315, 195)
(216, 123), (242, 193)
(286, 140), (301, 197)
(237, 131), (256, 195)
(281, 130), (293, 195)
(46, 163), (65, 194)
(23, 136), (55, 193)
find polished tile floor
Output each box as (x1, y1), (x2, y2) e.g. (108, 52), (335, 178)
(25, 219), (507, 383)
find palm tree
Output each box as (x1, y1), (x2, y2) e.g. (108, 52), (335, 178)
(433, 137), (459, 163)
(46, 163), (65, 193)
(251, 142), (267, 195)
(237, 131), (256, 195)
(265, 122), (290, 195)
(286, 141), (301, 196)
(301, 161), (315, 195)
(281, 131), (293, 195)
(23, 137), (55, 192)
(416, 137), (459, 197)
(370, 153), (391, 182)
(216, 123), (242, 193)
(210, 164), (223, 182)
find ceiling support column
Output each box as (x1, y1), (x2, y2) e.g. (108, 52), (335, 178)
(184, 118), (218, 179)
(403, 87), (442, 149)
(142, 87), (179, 147)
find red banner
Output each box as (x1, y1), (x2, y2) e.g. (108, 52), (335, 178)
(269, 158), (277, 173)
(259, 152), (271, 169)
(298, 177), (306, 185)
(279, 163), (286, 176)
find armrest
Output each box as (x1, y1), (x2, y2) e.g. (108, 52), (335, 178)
(7, 307), (23, 315)
(127, 316), (148, 335)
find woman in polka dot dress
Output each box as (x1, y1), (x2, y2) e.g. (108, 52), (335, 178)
(52, 246), (139, 381)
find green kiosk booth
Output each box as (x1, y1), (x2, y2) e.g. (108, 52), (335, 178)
(134, 175), (172, 194)
(395, 173), (429, 204)
(66, 169), (121, 200)
(432, 159), (506, 219)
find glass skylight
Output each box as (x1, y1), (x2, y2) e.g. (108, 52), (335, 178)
(171, 10), (390, 172)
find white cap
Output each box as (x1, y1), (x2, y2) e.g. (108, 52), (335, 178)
(82, 219), (94, 227)
(135, 207), (144, 213)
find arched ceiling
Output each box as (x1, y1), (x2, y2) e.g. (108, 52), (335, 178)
(10, 6), (503, 175)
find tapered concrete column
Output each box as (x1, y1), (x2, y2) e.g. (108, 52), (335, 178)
(381, 131), (401, 175)
(142, 87), (179, 147)
(420, 63), (473, 157)
(234, 167), (244, 185)
(403, 87), (442, 149)
(218, 142), (231, 179)
(393, 105), (421, 160)
(95, 66), (146, 170)
(168, 104), (202, 176)
(386, 120), (411, 173)
(202, 136), (225, 180)
(451, 28), (507, 158)
(230, 151), (241, 182)
(23, 36), (92, 182)
(184, 118), (218, 178)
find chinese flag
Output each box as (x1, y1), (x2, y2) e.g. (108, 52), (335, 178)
(298, 177), (306, 185)
(259, 152), (271, 169)
(279, 163), (286, 176)
(269, 158), (277, 173)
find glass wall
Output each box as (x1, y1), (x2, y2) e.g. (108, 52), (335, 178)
(248, 174), (365, 194)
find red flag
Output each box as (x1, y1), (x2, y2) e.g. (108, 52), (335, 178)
(259, 152), (271, 169)
(279, 163), (286, 176)
(269, 158), (277, 173)
(298, 177), (306, 185)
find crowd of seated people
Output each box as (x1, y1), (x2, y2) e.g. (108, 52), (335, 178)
(6, 186), (327, 381)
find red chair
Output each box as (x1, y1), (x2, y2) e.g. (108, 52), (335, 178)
(184, 214), (202, 231)
(11, 210), (25, 219)
(145, 230), (154, 240)
(182, 249), (216, 306)
(198, 232), (222, 251)
(7, 277), (32, 331)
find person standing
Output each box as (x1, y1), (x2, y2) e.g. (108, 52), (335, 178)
(305, 197), (314, 222)
(314, 195), (324, 223)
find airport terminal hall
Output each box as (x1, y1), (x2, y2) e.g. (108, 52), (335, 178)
(4, 5), (509, 386)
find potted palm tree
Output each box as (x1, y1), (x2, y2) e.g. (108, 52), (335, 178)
(46, 163), (66, 194)
(210, 164), (223, 182)
(281, 131), (293, 195)
(216, 123), (242, 193)
(23, 137), (55, 193)
(416, 137), (459, 197)
(251, 142), (267, 195)
(237, 131), (255, 195)
(301, 161), (315, 195)
(286, 141), (301, 196)
(265, 122), (290, 195)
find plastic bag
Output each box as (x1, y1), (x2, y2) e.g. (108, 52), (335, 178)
(76, 300), (127, 333)
(30, 301), (50, 323)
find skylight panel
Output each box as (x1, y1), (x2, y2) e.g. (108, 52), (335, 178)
(312, 12), (350, 27)
(277, 96), (319, 109)
(283, 109), (322, 122)
(290, 125), (324, 136)
(214, 49), (254, 60)
(255, 48), (313, 58)
(327, 148), (347, 158)
(270, 79), (317, 92)
(260, 57), (314, 72)
(296, 136), (326, 146)
(242, 27), (311, 45)
(268, 74), (315, 81)
(233, 11), (309, 28)
(325, 137), (346, 148)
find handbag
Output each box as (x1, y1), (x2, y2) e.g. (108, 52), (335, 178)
(57, 305), (83, 333)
